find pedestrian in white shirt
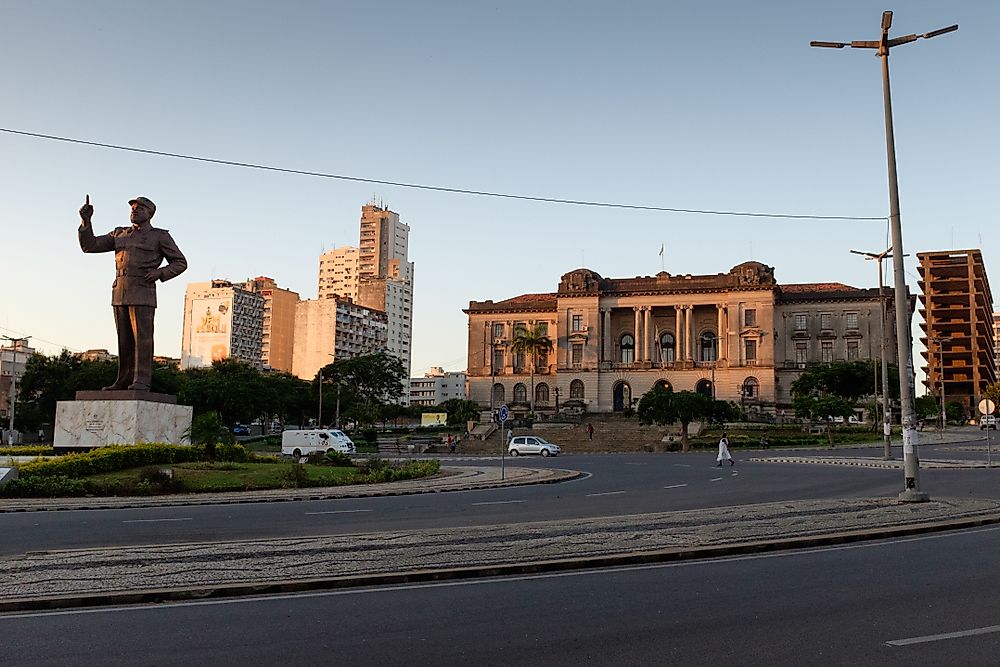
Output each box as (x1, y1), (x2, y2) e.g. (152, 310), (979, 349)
(717, 433), (734, 467)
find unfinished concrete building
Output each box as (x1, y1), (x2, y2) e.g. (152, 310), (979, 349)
(917, 249), (997, 417)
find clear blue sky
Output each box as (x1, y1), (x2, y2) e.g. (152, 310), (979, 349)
(1, 1), (996, 384)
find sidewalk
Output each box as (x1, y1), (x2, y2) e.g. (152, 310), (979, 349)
(3, 474), (1000, 612)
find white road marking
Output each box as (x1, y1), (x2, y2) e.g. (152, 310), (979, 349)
(710, 477), (723, 482)
(887, 624), (1000, 646)
(663, 484), (688, 490)
(122, 518), (192, 524)
(304, 509), (374, 515)
(586, 491), (625, 497)
(471, 500), (525, 506)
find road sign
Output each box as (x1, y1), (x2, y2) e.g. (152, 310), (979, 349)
(498, 404), (509, 422)
(980, 399), (996, 416)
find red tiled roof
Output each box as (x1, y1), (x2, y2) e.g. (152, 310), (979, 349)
(496, 292), (557, 305)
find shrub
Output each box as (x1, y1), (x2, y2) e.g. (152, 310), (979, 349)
(323, 450), (354, 467)
(17, 442), (257, 479)
(2, 475), (95, 497)
(281, 462), (308, 487)
(0, 446), (54, 457)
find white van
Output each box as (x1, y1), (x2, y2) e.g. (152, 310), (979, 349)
(281, 429), (356, 458)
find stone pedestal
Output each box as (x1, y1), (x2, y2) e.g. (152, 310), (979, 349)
(54, 391), (193, 450)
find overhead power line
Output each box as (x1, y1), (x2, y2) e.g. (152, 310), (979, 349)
(0, 127), (885, 222)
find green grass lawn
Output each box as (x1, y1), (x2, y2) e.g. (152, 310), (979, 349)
(86, 461), (362, 493)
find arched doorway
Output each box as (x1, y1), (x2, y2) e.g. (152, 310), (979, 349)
(695, 379), (713, 398)
(613, 381), (632, 412)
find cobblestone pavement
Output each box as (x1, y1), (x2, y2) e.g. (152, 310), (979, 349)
(3, 495), (1000, 611)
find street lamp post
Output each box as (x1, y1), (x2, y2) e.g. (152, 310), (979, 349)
(850, 248), (906, 460)
(812, 11), (957, 502)
(928, 336), (952, 433)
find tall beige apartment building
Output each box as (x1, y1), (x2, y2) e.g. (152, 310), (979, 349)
(181, 280), (264, 369)
(317, 246), (360, 302)
(244, 276), (299, 373)
(292, 298), (388, 381)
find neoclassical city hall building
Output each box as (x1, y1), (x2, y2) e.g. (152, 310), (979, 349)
(464, 261), (904, 416)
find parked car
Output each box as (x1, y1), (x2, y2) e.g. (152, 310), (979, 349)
(232, 424), (251, 436)
(508, 435), (560, 457)
(281, 429), (356, 458)
(981, 415), (997, 430)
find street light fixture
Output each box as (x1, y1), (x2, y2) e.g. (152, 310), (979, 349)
(850, 247), (908, 460)
(812, 11), (958, 502)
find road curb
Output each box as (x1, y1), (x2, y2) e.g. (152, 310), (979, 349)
(4, 510), (1000, 614)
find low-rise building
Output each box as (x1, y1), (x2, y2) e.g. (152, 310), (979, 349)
(409, 367), (467, 407)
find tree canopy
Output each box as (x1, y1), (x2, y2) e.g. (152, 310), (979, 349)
(637, 386), (724, 452)
(510, 323), (554, 414)
(12, 349), (407, 433)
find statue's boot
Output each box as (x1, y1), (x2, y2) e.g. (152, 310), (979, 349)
(102, 380), (131, 391)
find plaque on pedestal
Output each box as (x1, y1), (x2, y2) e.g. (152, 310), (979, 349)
(54, 391), (193, 451)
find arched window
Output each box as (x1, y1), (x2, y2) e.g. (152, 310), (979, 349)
(492, 383), (505, 405)
(570, 379), (585, 399)
(700, 331), (717, 362)
(742, 377), (760, 399)
(654, 379), (673, 393)
(513, 383), (527, 404)
(659, 333), (675, 362)
(620, 334), (635, 364)
(535, 383), (550, 405)
(696, 379), (713, 398)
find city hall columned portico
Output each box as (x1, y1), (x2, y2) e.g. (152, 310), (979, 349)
(464, 262), (903, 417)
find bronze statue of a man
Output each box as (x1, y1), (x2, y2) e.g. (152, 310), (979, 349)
(78, 195), (187, 391)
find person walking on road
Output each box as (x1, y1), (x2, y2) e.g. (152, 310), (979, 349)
(717, 432), (734, 466)
(586, 423), (594, 440)
(447, 434), (455, 454)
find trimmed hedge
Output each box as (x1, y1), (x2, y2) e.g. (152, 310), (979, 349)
(0, 446), (55, 457)
(17, 442), (256, 479)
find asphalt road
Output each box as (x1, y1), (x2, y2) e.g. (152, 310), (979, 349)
(3, 437), (999, 557)
(4, 520), (1000, 665)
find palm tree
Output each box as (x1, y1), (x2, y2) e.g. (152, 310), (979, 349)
(510, 323), (554, 414)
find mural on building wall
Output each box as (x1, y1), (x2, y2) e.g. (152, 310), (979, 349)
(184, 298), (232, 367)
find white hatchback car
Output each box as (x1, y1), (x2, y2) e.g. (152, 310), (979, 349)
(508, 436), (561, 457)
